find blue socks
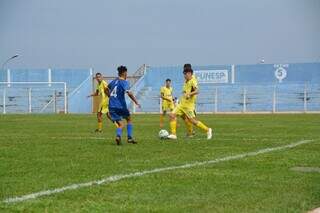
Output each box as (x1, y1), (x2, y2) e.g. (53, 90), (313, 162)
(116, 123), (133, 139)
(116, 128), (122, 137)
(127, 123), (133, 139)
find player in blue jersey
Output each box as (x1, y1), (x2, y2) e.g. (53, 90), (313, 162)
(107, 65), (141, 145)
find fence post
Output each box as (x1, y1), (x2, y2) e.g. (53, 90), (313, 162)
(64, 83), (67, 114)
(243, 87), (246, 113)
(272, 86), (276, 113)
(48, 68), (52, 87)
(28, 88), (32, 113)
(214, 88), (218, 113)
(304, 84), (307, 112)
(53, 90), (57, 113)
(143, 64), (147, 75)
(90, 68), (94, 113)
(3, 88), (6, 114)
(231, 65), (235, 84)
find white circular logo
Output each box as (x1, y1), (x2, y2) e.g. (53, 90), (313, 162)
(275, 67), (287, 83)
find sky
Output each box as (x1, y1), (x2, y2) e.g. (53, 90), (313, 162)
(0, 0), (319, 74)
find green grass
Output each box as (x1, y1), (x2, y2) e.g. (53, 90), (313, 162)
(0, 114), (319, 212)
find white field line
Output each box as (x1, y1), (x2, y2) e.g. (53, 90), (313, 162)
(3, 139), (314, 204)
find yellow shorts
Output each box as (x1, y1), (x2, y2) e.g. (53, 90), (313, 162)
(98, 101), (109, 114)
(162, 101), (174, 113)
(172, 104), (196, 118)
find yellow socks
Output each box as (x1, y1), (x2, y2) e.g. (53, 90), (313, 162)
(184, 119), (193, 135)
(196, 121), (209, 132)
(170, 120), (177, 135)
(160, 114), (164, 127)
(97, 121), (102, 130)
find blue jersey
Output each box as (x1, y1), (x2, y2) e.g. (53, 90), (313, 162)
(108, 78), (130, 109)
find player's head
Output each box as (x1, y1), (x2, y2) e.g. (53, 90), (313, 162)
(183, 63), (192, 70)
(165, 78), (171, 87)
(183, 67), (193, 80)
(117, 65), (127, 79)
(95, 73), (103, 83)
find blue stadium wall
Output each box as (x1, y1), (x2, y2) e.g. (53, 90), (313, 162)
(0, 69), (92, 113)
(144, 63), (320, 86)
(132, 63), (320, 112)
(1, 63), (319, 114)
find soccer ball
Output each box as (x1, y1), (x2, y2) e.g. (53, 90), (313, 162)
(159, 129), (169, 139)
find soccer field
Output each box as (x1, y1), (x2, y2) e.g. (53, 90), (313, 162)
(0, 114), (319, 212)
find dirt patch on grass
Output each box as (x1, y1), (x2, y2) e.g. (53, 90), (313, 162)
(308, 207), (320, 213)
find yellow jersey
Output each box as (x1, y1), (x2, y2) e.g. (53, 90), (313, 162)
(180, 76), (198, 110)
(160, 86), (173, 104)
(96, 80), (109, 104)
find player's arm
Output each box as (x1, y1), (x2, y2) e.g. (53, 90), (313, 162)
(123, 81), (140, 107)
(87, 89), (99, 98)
(103, 81), (109, 97)
(127, 91), (141, 107)
(160, 92), (172, 102)
(185, 86), (199, 99)
(105, 86), (110, 97)
(189, 87), (199, 96)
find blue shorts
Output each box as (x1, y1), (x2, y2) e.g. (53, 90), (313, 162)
(109, 107), (130, 122)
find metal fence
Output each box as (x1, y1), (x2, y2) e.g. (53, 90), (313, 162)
(134, 83), (320, 113)
(0, 82), (67, 114)
(132, 63), (320, 114)
(0, 68), (92, 113)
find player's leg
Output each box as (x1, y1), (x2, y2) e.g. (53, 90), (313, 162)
(101, 103), (112, 125)
(115, 120), (124, 145)
(182, 115), (194, 137)
(95, 111), (103, 132)
(125, 115), (137, 144)
(96, 101), (105, 132)
(109, 108), (123, 145)
(167, 113), (177, 139)
(106, 112), (112, 122)
(123, 109), (137, 144)
(167, 105), (183, 139)
(160, 110), (166, 128)
(186, 112), (212, 140)
(170, 103), (179, 128)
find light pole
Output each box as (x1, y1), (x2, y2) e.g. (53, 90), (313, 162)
(1, 54), (19, 71)
(1, 54), (18, 114)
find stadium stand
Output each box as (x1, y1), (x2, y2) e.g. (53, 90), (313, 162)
(131, 63), (320, 113)
(0, 63), (319, 114)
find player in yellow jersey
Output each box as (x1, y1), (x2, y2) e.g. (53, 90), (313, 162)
(87, 73), (111, 132)
(167, 65), (212, 140)
(160, 79), (174, 128)
(182, 64), (196, 137)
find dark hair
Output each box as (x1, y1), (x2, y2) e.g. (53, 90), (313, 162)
(166, 78), (171, 82)
(95, 72), (102, 76)
(183, 67), (193, 74)
(183, 64), (192, 69)
(117, 66), (127, 76)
